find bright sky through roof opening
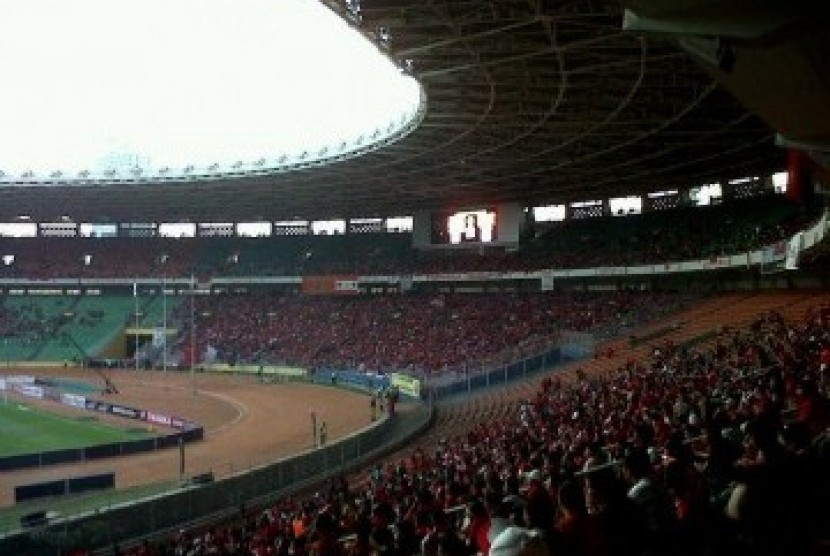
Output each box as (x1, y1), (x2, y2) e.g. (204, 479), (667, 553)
(0, 0), (423, 182)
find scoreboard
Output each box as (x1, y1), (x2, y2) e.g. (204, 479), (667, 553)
(431, 208), (497, 245)
(413, 203), (521, 249)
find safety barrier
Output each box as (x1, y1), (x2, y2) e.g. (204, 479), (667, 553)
(0, 377), (203, 472)
(15, 473), (116, 504)
(0, 427), (202, 472)
(424, 346), (566, 401)
(0, 404), (433, 556)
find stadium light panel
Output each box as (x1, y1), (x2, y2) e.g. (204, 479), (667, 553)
(0, 0), (424, 184)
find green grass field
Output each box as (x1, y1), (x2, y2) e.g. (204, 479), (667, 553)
(0, 402), (151, 457)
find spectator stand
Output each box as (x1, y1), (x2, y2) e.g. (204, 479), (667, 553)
(91, 290), (829, 556)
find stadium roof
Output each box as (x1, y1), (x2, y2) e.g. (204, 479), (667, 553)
(0, 0), (823, 223)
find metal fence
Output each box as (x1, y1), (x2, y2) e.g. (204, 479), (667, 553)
(0, 378), (204, 472)
(425, 346), (569, 401)
(0, 404), (433, 556)
(0, 428), (203, 472)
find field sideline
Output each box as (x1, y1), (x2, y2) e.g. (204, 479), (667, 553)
(0, 369), (373, 508)
(0, 402), (150, 457)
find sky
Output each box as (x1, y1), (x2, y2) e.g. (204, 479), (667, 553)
(0, 0), (422, 181)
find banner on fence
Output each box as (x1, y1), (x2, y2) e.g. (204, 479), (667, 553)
(302, 275), (359, 296)
(86, 400), (112, 413)
(390, 373), (421, 398)
(2, 375), (36, 387)
(205, 364), (307, 378)
(146, 411), (172, 427)
(321, 370), (390, 390)
(110, 404), (143, 420)
(60, 392), (86, 409)
(12, 384), (44, 399)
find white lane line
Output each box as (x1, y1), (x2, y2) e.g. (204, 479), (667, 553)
(106, 378), (248, 436)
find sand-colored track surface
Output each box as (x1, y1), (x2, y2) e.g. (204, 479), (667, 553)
(0, 369), (372, 506)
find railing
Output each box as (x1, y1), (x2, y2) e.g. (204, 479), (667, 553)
(424, 346), (567, 402)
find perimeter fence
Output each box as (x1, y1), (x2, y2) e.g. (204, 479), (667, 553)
(0, 403), (433, 556)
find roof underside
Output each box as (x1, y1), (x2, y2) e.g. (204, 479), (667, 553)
(0, 0), (785, 222)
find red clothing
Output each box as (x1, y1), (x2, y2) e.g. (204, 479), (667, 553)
(796, 393), (830, 436)
(466, 515), (490, 555)
(556, 513), (610, 556)
(311, 534), (343, 556)
(346, 538), (372, 556)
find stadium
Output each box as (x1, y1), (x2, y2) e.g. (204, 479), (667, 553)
(0, 1), (828, 555)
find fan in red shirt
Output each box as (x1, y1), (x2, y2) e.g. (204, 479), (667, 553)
(308, 511), (343, 556)
(795, 379), (830, 436)
(463, 499), (491, 556)
(556, 479), (610, 556)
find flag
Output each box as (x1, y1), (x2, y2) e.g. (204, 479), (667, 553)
(785, 232), (803, 270)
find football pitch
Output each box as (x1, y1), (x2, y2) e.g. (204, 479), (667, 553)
(0, 402), (151, 457)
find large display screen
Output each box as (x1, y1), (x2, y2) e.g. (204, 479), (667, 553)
(430, 209), (498, 245)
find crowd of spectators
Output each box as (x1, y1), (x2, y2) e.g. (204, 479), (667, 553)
(0, 196), (818, 280)
(520, 195), (820, 270)
(0, 237), (197, 279)
(186, 292), (681, 374)
(118, 300), (829, 556)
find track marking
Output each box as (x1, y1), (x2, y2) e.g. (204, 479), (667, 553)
(197, 389), (249, 435)
(109, 378), (249, 435)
